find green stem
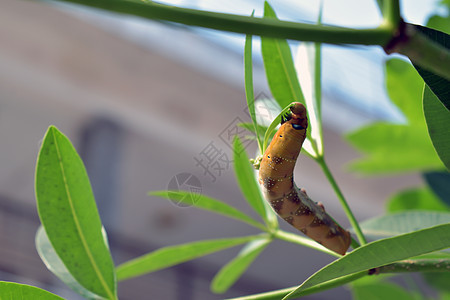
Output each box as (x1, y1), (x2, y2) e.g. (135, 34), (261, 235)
(316, 156), (367, 246)
(52, 0), (392, 45)
(374, 259), (450, 274)
(273, 230), (341, 258)
(382, 0), (401, 30)
(226, 271), (366, 300)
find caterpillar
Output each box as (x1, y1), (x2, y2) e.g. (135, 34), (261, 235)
(258, 103), (351, 255)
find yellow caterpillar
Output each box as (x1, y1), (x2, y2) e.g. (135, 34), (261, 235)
(258, 103), (351, 255)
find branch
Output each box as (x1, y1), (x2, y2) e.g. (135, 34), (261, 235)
(370, 258), (450, 275)
(49, 0), (450, 86)
(384, 22), (450, 81)
(49, 0), (392, 45)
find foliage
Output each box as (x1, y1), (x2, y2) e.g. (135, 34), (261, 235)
(3, 0), (448, 299)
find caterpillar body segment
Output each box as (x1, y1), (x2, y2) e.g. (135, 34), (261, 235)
(258, 103), (351, 255)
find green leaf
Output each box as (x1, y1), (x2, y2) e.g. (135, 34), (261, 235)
(284, 223), (450, 299)
(0, 281), (64, 299)
(386, 58), (427, 124)
(295, 42), (323, 156)
(149, 190), (265, 230)
(238, 122), (271, 144)
(423, 85), (450, 170)
(413, 251), (450, 260)
(35, 126), (116, 299)
(423, 272), (450, 293)
(346, 123), (443, 173)
(227, 272), (365, 300)
(427, 15), (450, 35)
(233, 137), (277, 228)
(262, 104), (294, 153)
(116, 235), (261, 281)
(244, 17), (263, 154)
(261, 1), (305, 110)
(386, 187), (449, 213)
(346, 58), (446, 174)
(211, 237), (271, 294)
(424, 171), (450, 205)
(358, 211), (450, 239)
(351, 281), (415, 300)
(35, 226), (107, 299)
(412, 25), (450, 110)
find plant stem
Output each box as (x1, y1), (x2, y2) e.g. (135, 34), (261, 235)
(273, 230), (341, 258)
(226, 271), (366, 300)
(382, 0), (401, 30)
(386, 23), (450, 81)
(316, 156), (367, 246)
(51, 0), (450, 79)
(373, 259), (450, 274)
(53, 0), (392, 45)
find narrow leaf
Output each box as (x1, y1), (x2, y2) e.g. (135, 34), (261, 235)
(262, 104), (294, 153)
(116, 235), (261, 281)
(261, 1), (305, 109)
(244, 14), (262, 154)
(211, 237), (271, 294)
(0, 281), (64, 299)
(285, 223), (450, 299)
(260, 2), (315, 154)
(294, 0), (324, 157)
(35, 126), (116, 299)
(233, 137), (276, 227)
(423, 85), (450, 170)
(359, 211), (450, 239)
(149, 190), (265, 230)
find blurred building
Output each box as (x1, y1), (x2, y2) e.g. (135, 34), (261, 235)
(0, 0), (423, 299)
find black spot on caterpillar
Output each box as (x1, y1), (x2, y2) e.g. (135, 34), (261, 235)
(258, 103), (351, 255)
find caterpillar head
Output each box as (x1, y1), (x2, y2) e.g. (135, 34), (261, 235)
(281, 103), (308, 130)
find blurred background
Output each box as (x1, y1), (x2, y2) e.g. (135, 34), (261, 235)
(0, 0), (440, 298)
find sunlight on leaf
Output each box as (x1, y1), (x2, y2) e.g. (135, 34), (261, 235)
(295, 42), (323, 156)
(35, 126), (116, 299)
(35, 226), (107, 300)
